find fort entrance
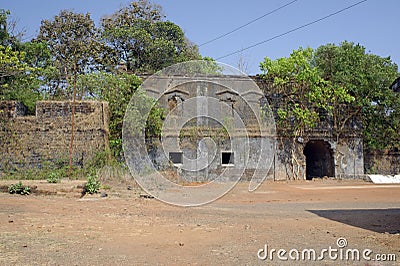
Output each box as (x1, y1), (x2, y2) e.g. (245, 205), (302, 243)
(303, 140), (335, 180)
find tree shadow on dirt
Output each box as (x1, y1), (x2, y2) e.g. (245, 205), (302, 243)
(308, 208), (400, 234)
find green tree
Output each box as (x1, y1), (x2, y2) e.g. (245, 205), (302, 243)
(0, 45), (43, 113)
(260, 47), (354, 133)
(0, 10), (46, 113)
(260, 43), (399, 178)
(260, 47), (355, 179)
(101, 0), (200, 74)
(76, 72), (164, 158)
(0, 45), (29, 81)
(37, 10), (107, 99)
(0, 9), (10, 46)
(0, 9), (21, 47)
(314, 41), (399, 150)
(37, 10), (111, 176)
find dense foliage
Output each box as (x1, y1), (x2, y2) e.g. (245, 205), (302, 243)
(260, 42), (399, 151)
(260, 47), (355, 132)
(76, 72), (165, 158)
(37, 10), (106, 99)
(314, 42), (399, 150)
(101, 0), (200, 73)
(0, 1), (200, 160)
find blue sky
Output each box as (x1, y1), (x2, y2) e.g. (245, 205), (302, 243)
(3, 0), (399, 74)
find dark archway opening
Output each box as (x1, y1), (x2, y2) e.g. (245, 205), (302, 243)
(303, 140), (334, 180)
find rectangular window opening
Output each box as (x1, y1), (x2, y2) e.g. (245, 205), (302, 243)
(221, 151), (234, 165)
(169, 152), (183, 164)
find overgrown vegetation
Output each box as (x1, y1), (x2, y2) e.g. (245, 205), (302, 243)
(1, 151), (115, 181)
(8, 181), (30, 195)
(85, 174), (101, 194)
(0, 1), (199, 160)
(314, 42), (399, 151)
(46, 172), (60, 183)
(260, 42), (399, 179)
(260, 42), (399, 152)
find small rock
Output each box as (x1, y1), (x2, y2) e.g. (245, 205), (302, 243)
(100, 192), (108, 198)
(127, 186), (132, 190)
(139, 194), (154, 199)
(8, 220), (13, 223)
(179, 242), (184, 247)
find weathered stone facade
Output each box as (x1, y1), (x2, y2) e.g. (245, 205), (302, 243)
(138, 75), (275, 183)
(364, 150), (400, 175)
(254, 76), (365, 180)
(0, 101), (109, 173)
(270, 135), (364, 180)
(144, 75), (366, 181)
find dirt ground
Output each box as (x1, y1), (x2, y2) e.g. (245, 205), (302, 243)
(0, 178), (399, 265)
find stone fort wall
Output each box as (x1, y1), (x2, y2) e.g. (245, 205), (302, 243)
(0, 97), (397, 178)
(0, 101), (109, 174)
(364, 150), (400, 175)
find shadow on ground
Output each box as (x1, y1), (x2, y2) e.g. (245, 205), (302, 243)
(308, 208), (400, 234)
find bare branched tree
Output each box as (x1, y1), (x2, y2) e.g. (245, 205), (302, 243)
(236, 49), (249, 74)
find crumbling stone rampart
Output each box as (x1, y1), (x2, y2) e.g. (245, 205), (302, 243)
(0, 101), (109, 173)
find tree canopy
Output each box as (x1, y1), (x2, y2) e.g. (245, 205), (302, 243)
(314, 41), (399, 150)
(260, 41), (399, 151)
(0, 9), (49, 112)
(100, 0), (200, 73)
(37, 10), (106, 99)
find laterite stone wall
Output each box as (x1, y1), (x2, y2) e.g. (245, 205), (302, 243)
(0, 101), (109, 174)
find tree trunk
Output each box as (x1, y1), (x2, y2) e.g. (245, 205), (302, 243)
(69, 64), (77, 178)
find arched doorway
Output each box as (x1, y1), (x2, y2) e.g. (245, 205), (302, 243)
(303, 140), (335, 180)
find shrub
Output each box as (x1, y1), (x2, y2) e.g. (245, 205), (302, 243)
(8, 181), (30, 195)
(85, 174), (101, 194)
(46, 172), (60, 183)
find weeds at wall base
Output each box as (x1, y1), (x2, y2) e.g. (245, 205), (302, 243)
(0, 150), (135, 193)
